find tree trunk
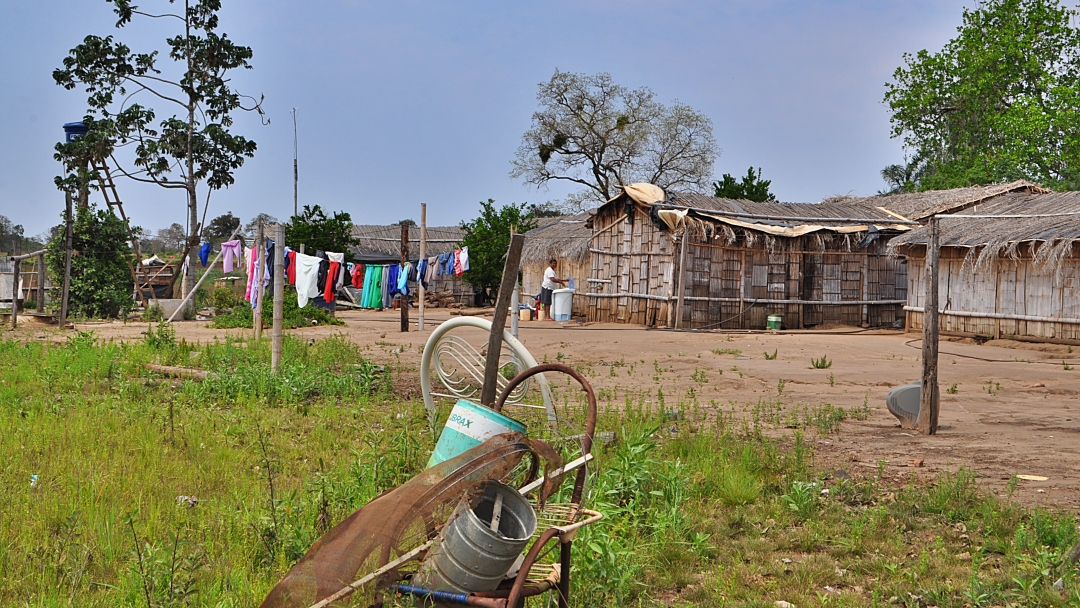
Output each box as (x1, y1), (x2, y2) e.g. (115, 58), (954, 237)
(184, 185), (198, 299)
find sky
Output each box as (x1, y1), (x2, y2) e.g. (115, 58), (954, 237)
(0, 0), (972, 238)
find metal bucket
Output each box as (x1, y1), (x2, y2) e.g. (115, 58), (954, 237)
(413, 481), (537, 599)
(427, 400), (528, 468)
(767, 314), (782, 330)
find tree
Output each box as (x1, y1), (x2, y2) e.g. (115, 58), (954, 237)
(511, 70), (718, 212)
(53, 0), (265, 297)
(157, 223), (188, 252)
(0, 216), (27, 255)
(713, 167), (776, 202)
(45, 204), (133, 318)
(244, 213), (278, 237)
(203, 212), (240, 243)
(460, 200), (538, 304)
(884, 0), (1080, 190)
(285, 205), (357, 259)
(878, 155), (929, 195)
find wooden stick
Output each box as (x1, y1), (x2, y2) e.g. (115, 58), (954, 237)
(674, 231), (689, 329)
(144, 364), (216, 381)
(37, 252), (45, 313)
(271, 223), (285, 372)
(418, 203), (426, 331)
(400, 223), (409, 332)
(60, 191), (73, 327)
(918, 216), (940, 435)
(253, 222), (264, 340)
(11, 257), (19, 329)
(480, 234), (524, 406)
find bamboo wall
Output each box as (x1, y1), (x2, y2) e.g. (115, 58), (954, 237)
(905, 247), (1080, 342)
(586, 206), (908, 329)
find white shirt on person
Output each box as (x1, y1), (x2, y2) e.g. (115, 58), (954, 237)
(542, 267), (559, 290)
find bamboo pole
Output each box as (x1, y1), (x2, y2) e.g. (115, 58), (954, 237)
(480, 234), (525, 406)
(418, 203), (426, 331)
(919, 216), (940, 435)
(674, 231), (689, 329)
(37, 252), (45, 313)
(253, 222), (264, 340)
(60, 191), (73, 327)
(271, 223), (285, 372)
(510, 225), (519, 338)
(400, 223), (409, 332)
(10, 258), (19, 329)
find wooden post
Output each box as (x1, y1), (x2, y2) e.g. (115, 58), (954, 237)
(510, 225), (519, 338)
(418, 203), (426, 331)
(400, 223), (409, 332)
(480, 234), (525, 406)
(674, 231), (689, 329)
(271, 224), (285, 371)
(253, 222), (264, 340)
(10, 258), (19, 329)
(919, 216), (940, 435)
(59, 191), (73, 327)
(36, 252), (45, 313)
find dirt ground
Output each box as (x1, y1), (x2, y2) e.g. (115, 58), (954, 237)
(11, 308), (1080, 513)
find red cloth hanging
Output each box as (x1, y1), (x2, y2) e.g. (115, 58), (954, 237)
(352, 264), (364, 288)
(286, 250), (297, 285)
(324, 261), (340, 301)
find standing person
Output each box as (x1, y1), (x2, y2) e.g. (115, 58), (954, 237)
(540, 258), (567, 320)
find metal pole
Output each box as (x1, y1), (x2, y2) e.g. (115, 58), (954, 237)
(253, 222), (264, 340)
(59, 191), (73, 327)
(271, 223), (285, 371)
(400, 223), (409, 332)
(292, 108), (299, 218)
(480, 234), (525, 406)
(418, 203), (426, 331)
(919, 216), (940, 435)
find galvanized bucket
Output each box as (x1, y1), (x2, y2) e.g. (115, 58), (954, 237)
(426, 400), (527, 468)
(413, 481), (537, 599)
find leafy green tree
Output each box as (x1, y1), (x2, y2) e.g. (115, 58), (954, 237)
(512, 70), (718, 212)
(713, 167), (776, 201)
(45, 204), (133, 318)
(52, 0), (265, 297)
(460, 200), (537, 303)
(884, 0), (1080, 189)
(285, 205), (357, 259)
(203, 212), (240, 244)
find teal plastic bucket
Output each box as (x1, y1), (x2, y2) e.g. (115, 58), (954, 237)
(427, 399), (528, 468)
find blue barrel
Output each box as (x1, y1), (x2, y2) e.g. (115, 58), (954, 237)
(63, 122), (88, 142)
(427, 400), (527, 468)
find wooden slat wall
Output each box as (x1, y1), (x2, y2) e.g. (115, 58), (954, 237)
(905, 246), (1080, 342)
(587, 206), (907, 329)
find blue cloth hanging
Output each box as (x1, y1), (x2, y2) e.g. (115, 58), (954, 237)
(199, 241), (211, 267)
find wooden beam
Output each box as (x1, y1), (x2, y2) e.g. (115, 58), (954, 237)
(674, 232), (689, 329)
(60, 191), (73, 327)
(480, 234), (524, 406)
(10, 257), (19, 329)
(918, 216), (940, 435)
(36, 253), (45, 313)
(253, 222), (264, 340)
(271, 223), (285, 372)
(400, 223), (409, 332)
(418, 203), (426, 331)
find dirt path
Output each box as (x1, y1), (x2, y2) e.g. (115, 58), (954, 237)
(11, 309), (1079, 512)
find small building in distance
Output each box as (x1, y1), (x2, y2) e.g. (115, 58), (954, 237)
(520, 214), (591, 317)
(889, 189), (1080, 344)
(586, 184), (916, 329)
(350, 224), (474, 307)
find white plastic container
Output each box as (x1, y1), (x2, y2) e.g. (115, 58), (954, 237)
(552, 288), (575, 321)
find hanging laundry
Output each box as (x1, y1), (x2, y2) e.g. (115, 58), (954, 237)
(324, 259), (340, 302)
(293, 252), (322, 308)
(460, 246), (470, 272)
(398, 263), (410, 296)
(264, 238), (276, 297)
(326, 252), (346, 292)
(381, 265), (392, 309)
(386, 264), (400, 297)
(199, 241), (211, 267)
(283, 247), (295, 285)
(427, 256), (438, 283)
(352, 263), (364, 289)
(220, 240), (243, 273)
(244, 246), (257, 303)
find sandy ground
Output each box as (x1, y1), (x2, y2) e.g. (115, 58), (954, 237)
(10, 308), (1080, 513)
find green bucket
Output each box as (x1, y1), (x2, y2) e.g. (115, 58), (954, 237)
(766, 315), (782, 330)
(427, 399), (528, 468)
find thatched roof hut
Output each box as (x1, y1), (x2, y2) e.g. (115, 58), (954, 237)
(350, 224), (464, 263)
(829, 180), (1048, 221)
(889, 190), (1080, 344)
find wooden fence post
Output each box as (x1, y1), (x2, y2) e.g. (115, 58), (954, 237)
(480, 234), (525, 406)
(674, 231), (689, 329)
(919, 215), (940, 435)
(37, 252), (45, 313)
(253, 222), (264, 340)
(418, 203), (426, 331)
(10, 258), (19, 329)
(401, 223), (409, 332)
(60, 191), (73, 327)
(271, 223), (285, 371)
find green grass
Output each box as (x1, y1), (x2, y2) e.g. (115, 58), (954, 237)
(0, 335), (1078, 606)
(209, 286), (344, 329)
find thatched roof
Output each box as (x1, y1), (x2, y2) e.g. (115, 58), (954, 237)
(664, 192), (906, 228)
(889, 191), (1080, 271)
(522, 214), (592, 265)
(831, 180), (1048, 221)
(351, 224), (463, 262)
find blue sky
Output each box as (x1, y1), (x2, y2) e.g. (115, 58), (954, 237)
(0, 1), (970, 237)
